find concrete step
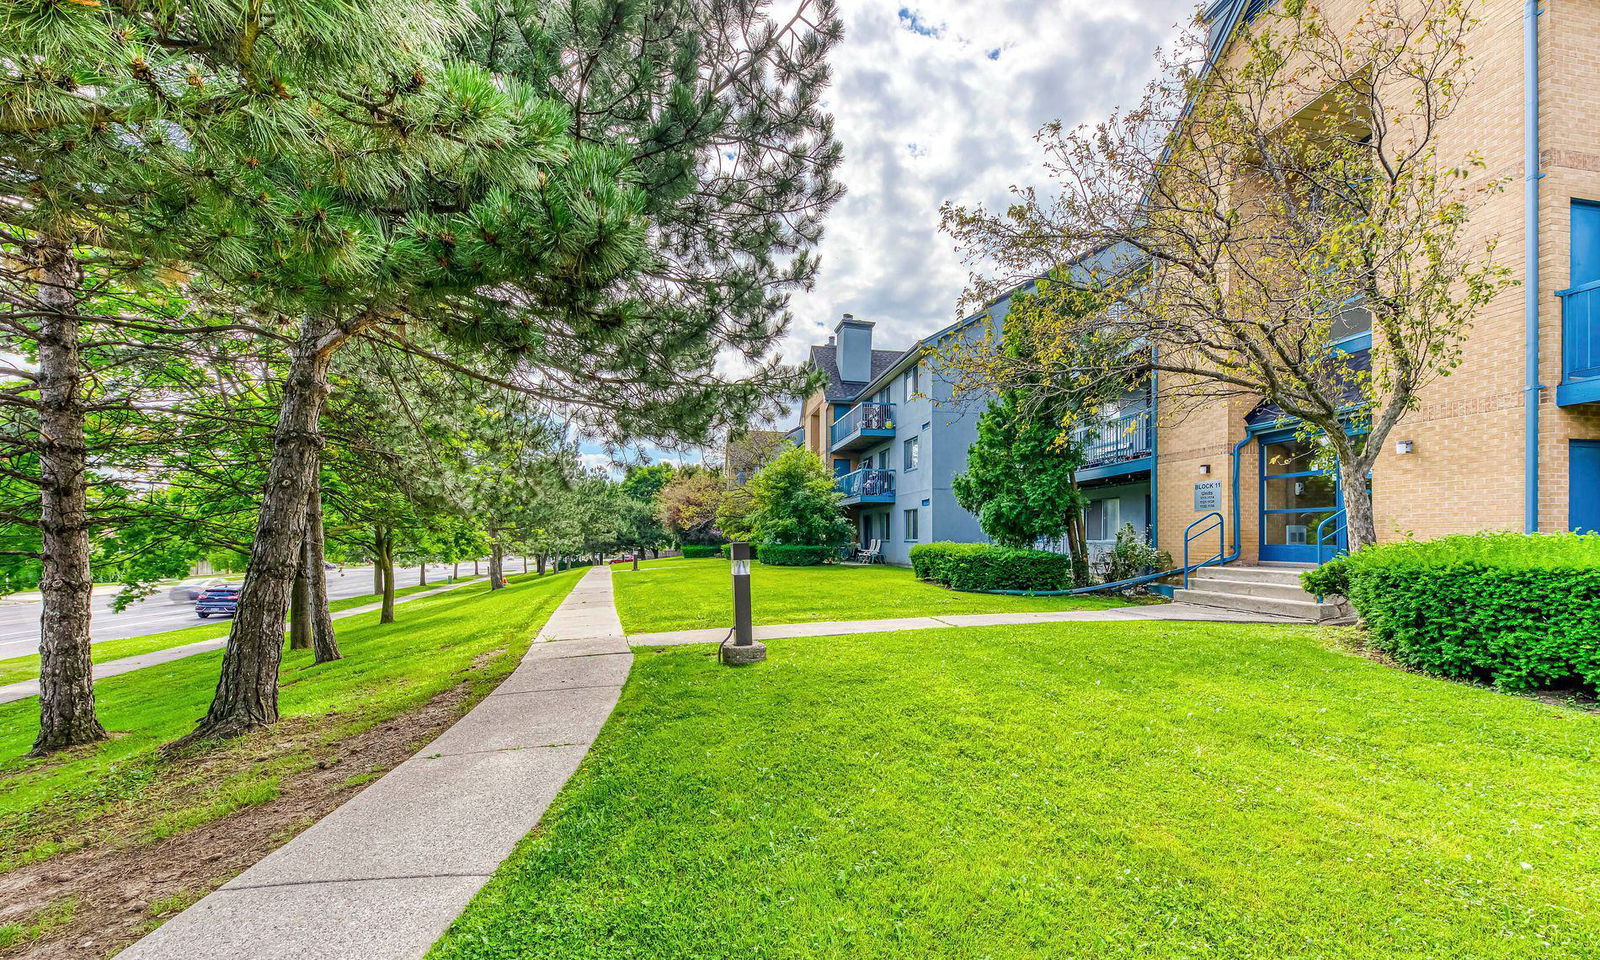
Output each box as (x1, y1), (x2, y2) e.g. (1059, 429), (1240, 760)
(1186, 574), (1314, 602)
(1194, 565), (1309, 585)
(1171, 587), (1343, 621)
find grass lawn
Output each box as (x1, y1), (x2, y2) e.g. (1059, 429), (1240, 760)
(612, 557), (1132, 633)
(0, 569), (577, 876)
(0, 576), (475, 687)
(431, 622), (1600, 959)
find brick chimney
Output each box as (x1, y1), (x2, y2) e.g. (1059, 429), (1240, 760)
(834, 313), (874, 383)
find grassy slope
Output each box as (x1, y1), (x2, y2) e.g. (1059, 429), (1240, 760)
(612, 558), (1129, 633)
(432, 622), (1600, 959)
(0, 578), (470, 687)
(0, 570), (577, 873)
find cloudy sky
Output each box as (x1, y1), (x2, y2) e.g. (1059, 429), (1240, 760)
(586, 0), (1194, 472)
(780, 0), (1193, 361)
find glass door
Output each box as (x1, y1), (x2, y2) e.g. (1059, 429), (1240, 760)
(1259, 433), (1344, 563)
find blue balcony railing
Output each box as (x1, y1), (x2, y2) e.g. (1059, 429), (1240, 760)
(830, 402), (896, 450)
(1561, 281), (1600, 404)
(836, 468), (895, 503)
(1077, 406), (1153, 468)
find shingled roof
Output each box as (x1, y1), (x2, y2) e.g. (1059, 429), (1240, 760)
(808, 343), (911, 402)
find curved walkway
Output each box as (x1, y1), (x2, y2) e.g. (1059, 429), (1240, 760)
(119, 567), (629, 960)
(0, 577), (490, 706)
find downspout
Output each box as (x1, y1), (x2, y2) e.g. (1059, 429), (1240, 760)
(1524, 0), (1543, 532)
(1229, 433), (1249, 559)
(1148, 364), (1160, 549)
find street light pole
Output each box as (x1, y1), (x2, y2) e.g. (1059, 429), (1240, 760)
(721, 541), (766, 665)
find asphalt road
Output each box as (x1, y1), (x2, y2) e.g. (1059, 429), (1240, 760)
(0, 561), (503, 661)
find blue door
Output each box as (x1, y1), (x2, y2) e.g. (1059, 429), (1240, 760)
(1259, 432), (1345, 563)
(1572, 441), (1600, 533)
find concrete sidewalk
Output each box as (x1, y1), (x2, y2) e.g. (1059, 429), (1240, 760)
(626, 601), (1301, 646)
(119, 565), (629, 960)
(0, 577), (488, 706)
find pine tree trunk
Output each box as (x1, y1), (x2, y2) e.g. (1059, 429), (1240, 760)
(536, 552), (547, 575)
(521, 554), (527, 574)
(473, 558), (480, 576)
(419, 563), (427, 587)
(306, 477), (340, 663)
(189, 322), (333, 741)
(288, 538), (312, 651)
(32, 242), (106, 755)
(488, 534), (504, 591)
(378, 528), (396, 624)
(452, 561), (459, 581)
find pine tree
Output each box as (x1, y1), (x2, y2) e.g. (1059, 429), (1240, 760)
(2, 0), (495, 751)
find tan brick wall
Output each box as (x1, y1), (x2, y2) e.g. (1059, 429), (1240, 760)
(799, 390), (828, 459)
(1153, 0), (1600, 557)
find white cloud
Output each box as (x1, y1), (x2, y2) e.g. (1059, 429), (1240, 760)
(782, 0), (1194, 365)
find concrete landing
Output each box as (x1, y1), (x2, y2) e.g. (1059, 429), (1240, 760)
(626, 601), (1303, 647)
(0, 577), (490, 706)
(118, 566), (630, 960)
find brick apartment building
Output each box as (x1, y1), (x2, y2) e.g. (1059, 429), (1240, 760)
(795, 0), (1600, 588)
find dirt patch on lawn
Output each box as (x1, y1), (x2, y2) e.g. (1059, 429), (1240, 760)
(0, 682), (481, 959)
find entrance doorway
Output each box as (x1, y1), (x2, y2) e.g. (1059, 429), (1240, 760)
(1259, 432), (1346, 563)
(1572, 441), (1600, 533)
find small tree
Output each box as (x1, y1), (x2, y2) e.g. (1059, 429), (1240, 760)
(655, 470), (725, 546)
(952, 389), (1092, 584)
(746, 448), (852, 547)
(939, 0), (1514, 552)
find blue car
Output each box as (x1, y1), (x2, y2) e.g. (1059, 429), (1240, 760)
(195, 584), (242, 619)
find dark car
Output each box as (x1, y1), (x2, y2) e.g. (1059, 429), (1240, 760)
(195, 584), (242, 619)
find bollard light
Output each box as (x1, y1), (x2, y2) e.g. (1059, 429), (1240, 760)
(721, 541), (767, 665)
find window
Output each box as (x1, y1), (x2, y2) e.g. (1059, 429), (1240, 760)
(903, 436), (920, 470)
(880, 513), (892, 541)
(1086, 498), (1121, 542)
(1330, 302), (1371, 346)
(903, 508), (920, 542)
(904, 363), (921, 402)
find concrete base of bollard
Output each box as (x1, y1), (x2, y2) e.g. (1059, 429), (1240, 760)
(720, 640), (767, 665)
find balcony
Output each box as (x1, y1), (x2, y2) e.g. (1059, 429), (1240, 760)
(1559, 281), (1600, 406)
(830, 402), (896, 453)
(1075, 406), (1153, 481)
(836, 468), (895, 505)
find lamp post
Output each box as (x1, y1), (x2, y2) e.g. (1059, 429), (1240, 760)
(721, 541), (766, 665)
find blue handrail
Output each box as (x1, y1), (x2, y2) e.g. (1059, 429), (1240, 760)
(1314, 509), (1347, 565)
(1182, 512), (1225, 589)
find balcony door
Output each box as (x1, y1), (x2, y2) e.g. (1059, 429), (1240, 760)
(1259, 432), (1345, 563)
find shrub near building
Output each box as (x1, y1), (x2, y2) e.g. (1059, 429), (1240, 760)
(910, 543), (1072, 592)
(1304, 533), (1600, 692)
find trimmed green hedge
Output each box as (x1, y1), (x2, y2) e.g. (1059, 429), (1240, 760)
(909, 542), (1071, 592)
(756, 544), (834, 566)
(680, 545), (721, 559)
(1307, 532), (1600, 691)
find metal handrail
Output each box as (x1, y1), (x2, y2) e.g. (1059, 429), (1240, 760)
(829, 402), (895, 445)
(1076, 406), (1154, 467)
(1559, 283), (1600, 381)
(835, 467), (894, 500)
(1182, 512), (1225, 589)
(1314, 509), (1347, 565)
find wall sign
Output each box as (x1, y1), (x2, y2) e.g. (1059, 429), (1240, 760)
(1193, 480), (1223, 512)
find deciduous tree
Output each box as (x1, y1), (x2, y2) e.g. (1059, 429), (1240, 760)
(940, 0), (1512, 551)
